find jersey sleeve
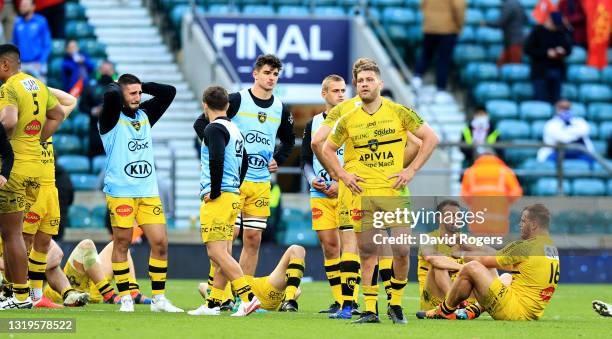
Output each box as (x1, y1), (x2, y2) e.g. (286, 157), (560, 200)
(0, 84), (19, 108)
(45, 86), (59, 109)
(327, 115), (349, 148)
(322, 103), (342, 128)
(398, 105), (424, 133)
(496, 240), (530, 268)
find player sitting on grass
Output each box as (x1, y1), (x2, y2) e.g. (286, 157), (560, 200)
(191, 245), (306, 315)
(592, 300), (612, 317)
(418, 204), (559, 321)
(43, 239), (151, 305)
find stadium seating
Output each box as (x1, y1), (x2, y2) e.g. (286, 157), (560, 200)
(70, 174), (100, 191)
(500, 63), (530, 83)
(486, 100), (518, 121)
(519, 101), (553, 120)
(567, 65), (601, 84)
(473, 82), (511, 104)
(531, 178), (571, 196)
(588, 103), (612, 121)
(68, 205), (91, 228)
(571, 178), (606, 196)
(496, 119), (531, 140)
(57, 155), (90, 174)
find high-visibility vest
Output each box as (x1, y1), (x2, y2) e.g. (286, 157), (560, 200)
(462, 127), (500, 146)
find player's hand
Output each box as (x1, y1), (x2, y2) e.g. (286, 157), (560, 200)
(268, 159), (278, 173)
(311, 177), (327, 192)
(0, 175), (7, 188)
(340, 171), (364, 194)
(203, 193), (211, 203)
(324, 181), (338, 199)
(389, 167), (416, 189)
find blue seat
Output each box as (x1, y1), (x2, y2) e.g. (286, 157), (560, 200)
(476, 0), (502, 9)
(520, 158), (555, 173)
(579, 84), (612, 103)
(278, 5), (310, 16)
(571, 179), (606, 196)
(382, 7), (415, 24)
(532, 178), (571, 196)
(476, 27), (503, 45)
(465, 8), (484, 25)
(602, 66), (612, 86)
(79, 39), (107, 58)
(53, 134), (82, 154)
(463, 62), (499, 85)
(511, 82), (534, 101)
(486, 44), (503, 62)
(313, 6), (346, 17)
(65, 3), (86, 20)
(591, 140), (608, 156)
(561, 84), (578, 101)
(92, 155), (107, 173)
(282, 228), (319, 246)
(485, 100), (518, 121)
(71, 114), (90, 135)
(599, 122), (612, 140)
(70, 174), (100, 191)
(588, 103), (612, 122)
(587, 121), (599, 139)
(473, 82), (511, 104)
(206, 4), (233, 14)
(563, 159), (591, 176)
(68, 205), (90, 228)
(405, 0), (420, 8)
(500, 63), (530, 82)
(485, 8), (501, 22)
(65, 21), (95, 39)
(170, 4), (203, 27)
(519, 0), (538, 7)
(567, 65), (601, 84)
(496, 119), (531, 140)
(504, 140), (539, 165)
(272, 0), (304, 5)
(57, 155), (90, 174)
(385, 24), (411, 41)
(531, 120), (547, 140)
(243, 5), (275, 15)
(459, 26), (475, 43)
(372, 0), (404, 6)
(609, 179), (612, 196)
(570, 102), (587, 118)
(310, 0), (337, 5)
(57, 118), (73, 134)
(566, 46), (587, 64)
(91, 204), (108, 220)
(453, 44), (487, 64)
(520, 101), (553, 120)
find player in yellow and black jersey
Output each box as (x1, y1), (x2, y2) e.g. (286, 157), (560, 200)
(419, 204), (560, 321)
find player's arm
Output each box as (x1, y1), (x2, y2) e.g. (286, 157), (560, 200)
(48, 87), (77, 118)
(193, 113), (208, 142)
(139, 82), (177, 126)
(0, 85), (19, 137)
(421, 246), (463, 271)
(273, 103), (296, 165)
(40, 88), (66, 142)
(301, 120), (326, 192)
(204, 123), (230, 200)
(311, 106), (340, 173)
(324, 118), (364, 193)
(239, 145), (248, 185)
(98, 82), (123, 135)
(0, 123), (14, 186)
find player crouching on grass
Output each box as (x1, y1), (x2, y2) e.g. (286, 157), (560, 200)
(196, 245), (306, 313)
(418, 204), (559, 321)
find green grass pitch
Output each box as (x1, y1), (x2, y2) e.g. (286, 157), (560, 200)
(2, 281), (611, 338)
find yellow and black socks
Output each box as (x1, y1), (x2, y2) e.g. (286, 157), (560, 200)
(28, 249), (47, 299)
(207, 287), (224, 308)
(128, 276), (139, 293)
(12, 283), (29, 302)
(465, 303), (483, 319)
(340, 252), (360, 308)
(378, 257), (394, 302)
(149, 258), (167, 296)
(441, 299), (457, 315)
(95, 279), (115, 302)
(207, 261), (215, 288)
(223, 282), (233, 302)
(389, 277), (407, 307)
(362, 285), (379, 314)
(231, 276), (254, 303)
(324, 257), (341, 304)
(112, 262), (130, 297)
(285, 259), (305, 301)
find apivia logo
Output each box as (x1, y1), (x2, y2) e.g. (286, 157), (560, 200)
(124, 160), (152, 178)
(245, 130), (271, 145)
(248, 154), (268, 169)
(128, 138), (149, 151)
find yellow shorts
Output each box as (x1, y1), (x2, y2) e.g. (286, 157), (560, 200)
(350, 187), (411, 233)
(106, 196), (165, 228)
(0, 172), (40, 214)
(337, 180), (355, 229)
(420, 284), (444, 311)
(239, 181), (271, 218)
(249, 276), (285, 311)
(310, 198), (342, 231)
(44, 257), (104, 304)
(482, 278), (531, 320)
(200, 192), (241, 243)
(23, 185), (60, 235)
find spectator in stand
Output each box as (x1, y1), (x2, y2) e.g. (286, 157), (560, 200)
(13, 0), (51, 81)
(412, 0), (465, 103)
(61, 39), (95, 93)
(78, 60), (117, 158)
(460, 107), (499, 165)
(0, 0), (16, 43)
(483, 0), (527, 66)
(33, 0), (64, 39)
(537, 99), (594, 163)
(558, 0), (587, 48)
(524, 11), (573, 104)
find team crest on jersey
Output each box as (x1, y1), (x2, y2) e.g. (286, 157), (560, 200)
(131, 121), (141, 131)
(258, 111), (267, 123)
(368, 139), (379, 152)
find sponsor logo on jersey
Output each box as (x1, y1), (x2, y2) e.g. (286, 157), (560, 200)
(374, 128), (395, 137)
(115, 205), (133, 217)
(24, 212), (40, 224)
(360, 151), (394, 162)
(24, 120), (41, 135)
(245, 130), (271, 146)
(124, 160), (152, 178)
(20, 79), (40, 92)
(128, 138), (149, 151)
(255, 198), (269, 208)
(235, 139), (244, 155)
(312, 208), (323, 219)
(351, 209), (363, 221)
(366, 121), (377, 129)
(540, 287), (555, 301)
(153, 206), (162, 215)
(258, 111), (267, 123)
(248, 154), (268, 169)
(316, 169), (331, 182)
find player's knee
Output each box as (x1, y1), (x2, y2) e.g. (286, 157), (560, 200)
(150, 238), (168, 257)
(78, 239), (95, 250)
(461, 261), (484, 277)
(320, 238), (340, 258)
(289, 245), (306, 259)
(243, 231), (262, 249)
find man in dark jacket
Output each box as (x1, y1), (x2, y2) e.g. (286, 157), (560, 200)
(485, 0), (527, 66)
(524, 12), (573, 104)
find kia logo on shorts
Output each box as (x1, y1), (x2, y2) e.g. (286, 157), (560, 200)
(128, 138), (149, 151)
(124, 160), (152, 178)
(248, 154), (268, 169)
